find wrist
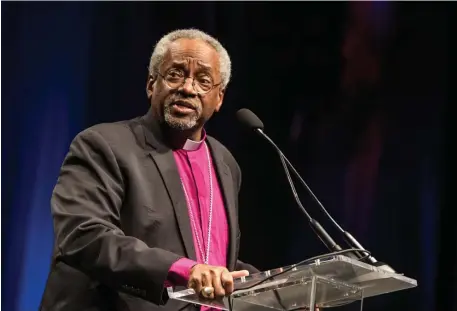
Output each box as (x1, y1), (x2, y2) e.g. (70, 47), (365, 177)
(190, 263), (204, 273)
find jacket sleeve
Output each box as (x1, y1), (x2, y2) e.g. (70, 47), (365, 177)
(51, 128), (181, 305)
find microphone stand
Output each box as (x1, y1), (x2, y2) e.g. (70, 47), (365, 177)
(255, 128), (395, 272)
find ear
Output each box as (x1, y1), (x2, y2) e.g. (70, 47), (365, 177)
(146, 75), (156, 99)
(214, 88), (226, 112)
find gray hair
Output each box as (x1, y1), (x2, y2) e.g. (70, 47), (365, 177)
(148, 28), (231, 89)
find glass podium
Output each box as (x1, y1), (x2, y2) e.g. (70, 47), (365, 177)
(167, 255), (417, 310)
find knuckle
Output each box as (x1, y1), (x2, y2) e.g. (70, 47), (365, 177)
(202, 271), (210, 278)
(193, 275), (202, 283)
(216, 267), (227, 275)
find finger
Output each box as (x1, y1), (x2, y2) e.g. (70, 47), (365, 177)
(211, 270), (226, 297)
(188, 274), (203, 295)
(221, 270), (234, 295)
(201, 271), (214, 299)
(230, 270), (250, 278)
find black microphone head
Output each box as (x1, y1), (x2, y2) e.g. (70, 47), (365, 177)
(236, 108), (264, 131)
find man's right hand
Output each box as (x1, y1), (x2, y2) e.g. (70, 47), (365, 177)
(188, 264), (249, 299)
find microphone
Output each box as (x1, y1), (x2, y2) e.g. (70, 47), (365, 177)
(236, 108), (395, 271)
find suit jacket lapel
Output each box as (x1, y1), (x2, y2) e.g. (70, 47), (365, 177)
(207, 138), (238, 271)
(139, 110), (196, 261)
(149, 149), (197, 261)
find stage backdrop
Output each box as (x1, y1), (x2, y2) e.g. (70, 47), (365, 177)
(2, 2), (451, 311)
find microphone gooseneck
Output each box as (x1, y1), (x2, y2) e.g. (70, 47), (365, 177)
(237, 108), (395, 271)
(255, 128), (344, 253)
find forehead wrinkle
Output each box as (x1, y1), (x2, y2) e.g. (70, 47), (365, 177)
(170, 59), (213, 71)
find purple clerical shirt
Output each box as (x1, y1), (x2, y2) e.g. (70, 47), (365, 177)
(164, 132), (229, 310)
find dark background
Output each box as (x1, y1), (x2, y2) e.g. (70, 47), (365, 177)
(2, 2), (453, 311)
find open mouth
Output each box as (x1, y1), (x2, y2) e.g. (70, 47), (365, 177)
(170, 100), (197, 114)
(173, 100), (196, 109)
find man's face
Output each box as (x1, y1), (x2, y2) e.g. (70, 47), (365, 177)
(146, 38), (225, 132)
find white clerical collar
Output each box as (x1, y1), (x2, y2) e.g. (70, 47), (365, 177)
(181, 130), (207, 151)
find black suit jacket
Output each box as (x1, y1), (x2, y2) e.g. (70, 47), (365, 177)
(39, 109), (257, 311)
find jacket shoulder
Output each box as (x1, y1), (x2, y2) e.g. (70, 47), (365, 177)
(71, 117), (143, 148)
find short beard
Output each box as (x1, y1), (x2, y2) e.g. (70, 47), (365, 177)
(163, 103), (201, 131)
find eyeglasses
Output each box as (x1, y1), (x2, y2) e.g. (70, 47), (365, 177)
(154, 68), (222, 95)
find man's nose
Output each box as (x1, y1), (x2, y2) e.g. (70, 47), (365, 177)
(180, 77), (197, 95)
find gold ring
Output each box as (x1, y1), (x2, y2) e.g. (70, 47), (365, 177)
(201, 286), (214, 298)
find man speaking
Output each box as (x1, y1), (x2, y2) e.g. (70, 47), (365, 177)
(39, 28), (258, 311)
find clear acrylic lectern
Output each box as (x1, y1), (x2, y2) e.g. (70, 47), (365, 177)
(167, 255), (417, 310)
